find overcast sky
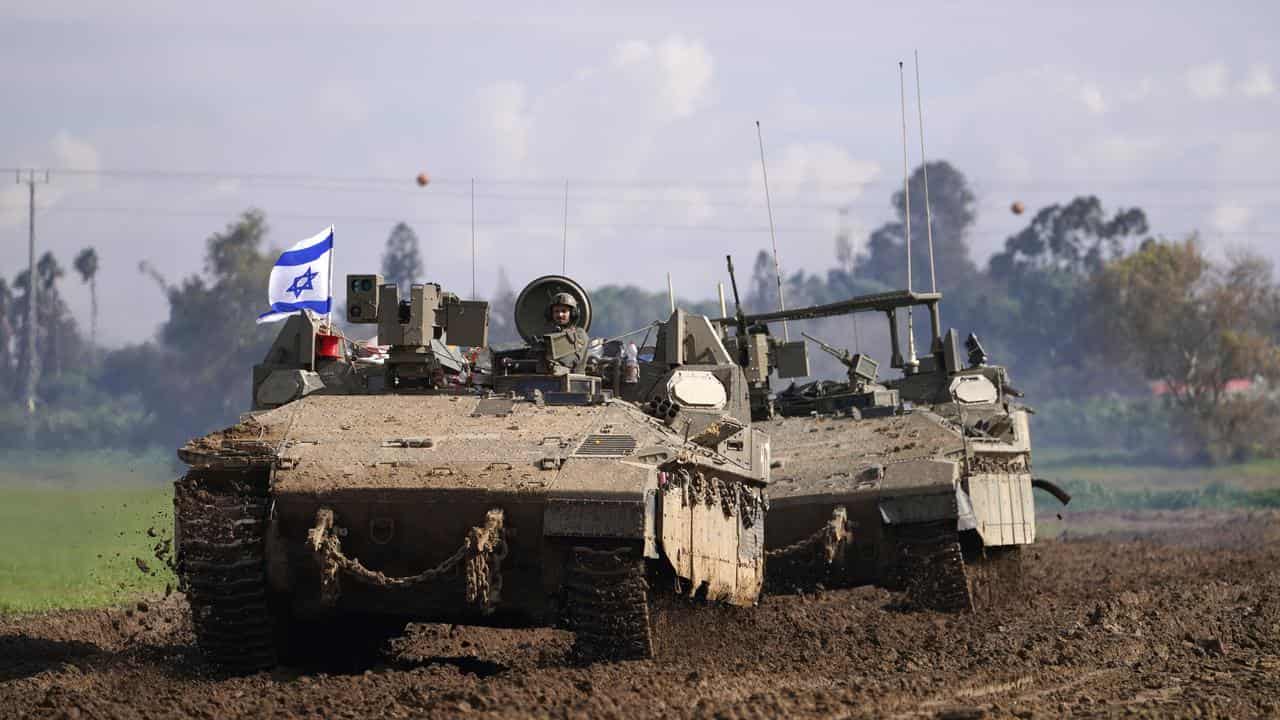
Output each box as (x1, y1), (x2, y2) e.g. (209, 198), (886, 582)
(1, 1), (1277, 346)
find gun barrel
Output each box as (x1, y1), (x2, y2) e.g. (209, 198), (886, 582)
(726, 256), (744, 314)
(800, 331), (832, 351)
(800, 332), (853, 365)
(725, 255), (748, 338)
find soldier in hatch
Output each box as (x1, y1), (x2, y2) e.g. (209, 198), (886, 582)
(544, 292), (590, 373)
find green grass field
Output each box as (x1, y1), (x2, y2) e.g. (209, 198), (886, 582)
(1036, 448), (1280, 492)
(1035, 450), (1280, 513)
(0, 450), (177, 613)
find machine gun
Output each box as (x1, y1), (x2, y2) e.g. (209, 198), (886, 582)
(801, 331), (853, 367)
(725, 255), (750, 350)
(801, 332), (879, 391)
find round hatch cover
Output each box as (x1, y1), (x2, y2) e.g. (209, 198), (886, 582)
(513, 275), (593, 344)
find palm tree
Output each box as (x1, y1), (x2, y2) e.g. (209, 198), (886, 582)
(73, 247), (99, 355)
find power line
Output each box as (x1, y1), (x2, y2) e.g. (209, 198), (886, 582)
(6, 190), (1276, 215)
(4, 166), (1280, 192)
(21, 204), (1280, 238)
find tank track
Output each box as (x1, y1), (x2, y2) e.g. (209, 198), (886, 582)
(888, 522), (975, 612)
(175, 472), (277, 672)
(563, 546), (654, 663)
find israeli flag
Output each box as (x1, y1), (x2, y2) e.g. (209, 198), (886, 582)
(256, 226), (334, 324)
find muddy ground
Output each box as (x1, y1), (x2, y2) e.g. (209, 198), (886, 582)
(3, 511), (1279, 719)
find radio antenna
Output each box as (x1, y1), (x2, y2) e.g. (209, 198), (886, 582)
(899, 61), (918, 369)
(756, 120), (789, 341)
(470, 177), (477, 299)
(914, 50), (937, 294)
(561, 180), (569, 274)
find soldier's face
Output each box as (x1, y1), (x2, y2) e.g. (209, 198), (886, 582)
(552, 305), (572, 326)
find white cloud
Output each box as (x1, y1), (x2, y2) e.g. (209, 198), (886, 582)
(654, 37), (713, 119)
(611, 40), (651, 67)
(1078, 84), (1106, 115)
(1186, 61), (1228, 100)
(1212, 204), (1252, 233)
(744, 143), (880, 274)
(755, 142), (880, 204)
(467, 34), (717, 180)
(457, 37), (725, 288)
(1239, 65), (1275, 98)
(610, 36), (713, 120)
(51, 130), (101, 194)
(0, 131), (101, 227)
(52, 130), (100, 171)
(472, 81), (531, 170)
(8, 3), (1280, 345)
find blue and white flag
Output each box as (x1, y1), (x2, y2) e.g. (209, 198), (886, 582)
(256, 226), (334, 324)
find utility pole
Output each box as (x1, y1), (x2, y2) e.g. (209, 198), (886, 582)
(18, 170), (48, 430)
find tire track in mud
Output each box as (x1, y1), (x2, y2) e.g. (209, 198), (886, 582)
(902, 638), (1148, 716)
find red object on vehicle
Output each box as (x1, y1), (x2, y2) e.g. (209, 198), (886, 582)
(316, 333), (342, 359)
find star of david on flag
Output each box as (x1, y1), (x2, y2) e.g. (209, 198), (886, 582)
(256, 226), (335, 324)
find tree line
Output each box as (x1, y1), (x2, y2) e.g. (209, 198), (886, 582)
(737, 162), (1280, 461)
(3, 162), (1278, 463)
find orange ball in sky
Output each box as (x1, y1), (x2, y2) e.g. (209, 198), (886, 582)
(415, 172), (431, 187)
(1010, 201), (1025, 215)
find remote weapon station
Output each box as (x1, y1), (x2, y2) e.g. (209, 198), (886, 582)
(174, 274), (770, 671)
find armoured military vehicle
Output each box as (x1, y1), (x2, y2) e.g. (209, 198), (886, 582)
(715, 258), (1068, 611)
(174, 274), (771, 671)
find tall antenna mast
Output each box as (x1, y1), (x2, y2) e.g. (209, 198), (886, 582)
(914, 50), (937, 294)
(470, 177), (477, 299)
(755, 120), (789, 341)
(899, 61), (919, 370)
(561, 180), (569, 274)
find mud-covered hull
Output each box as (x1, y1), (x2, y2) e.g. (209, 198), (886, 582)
(177, 393), (768, 634)
(762, 408), (1035, 602)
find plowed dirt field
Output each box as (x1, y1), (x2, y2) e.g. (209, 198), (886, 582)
(3, 511), (1278, 719)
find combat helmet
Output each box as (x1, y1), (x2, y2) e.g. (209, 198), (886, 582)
(548, 292), (580, 323)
